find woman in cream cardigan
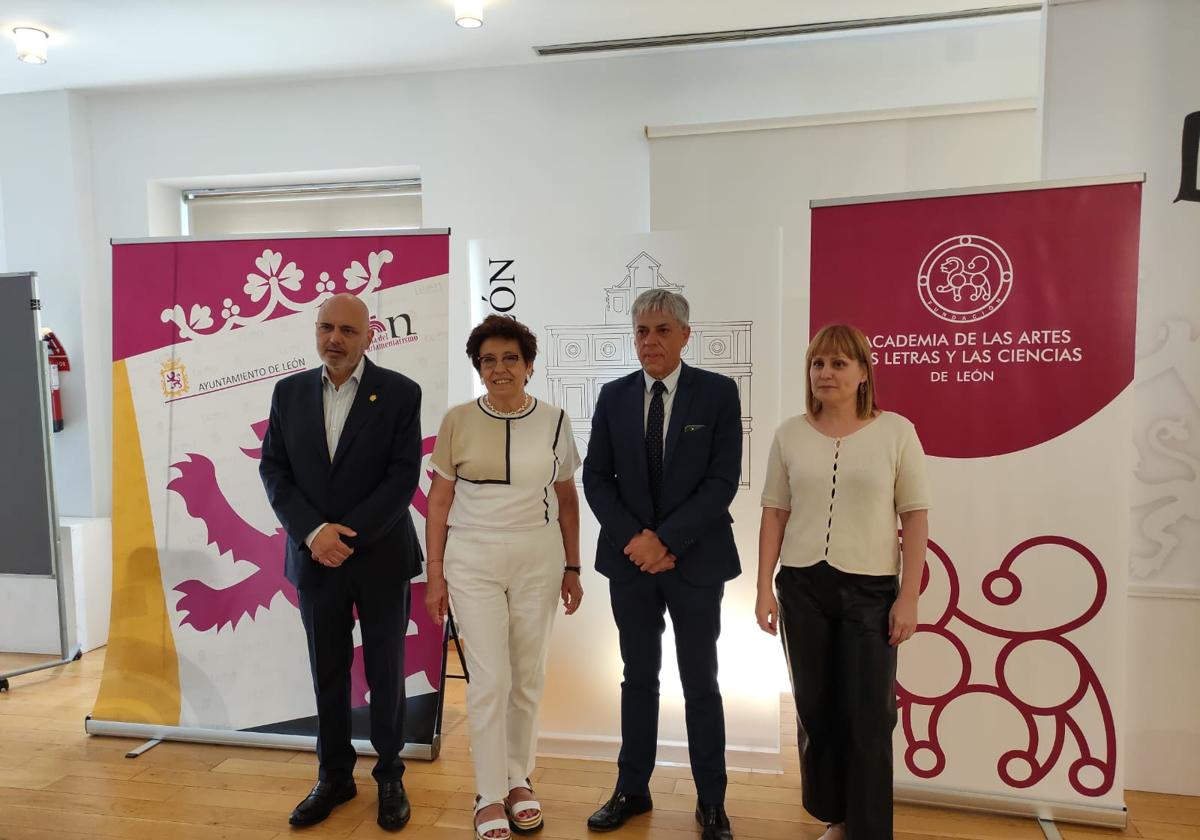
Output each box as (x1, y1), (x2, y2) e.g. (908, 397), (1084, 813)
(755, 323), (930, 840)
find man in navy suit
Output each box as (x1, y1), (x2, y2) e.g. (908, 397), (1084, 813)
(260, 293), (422, 832)
(583, 289), (740, 840)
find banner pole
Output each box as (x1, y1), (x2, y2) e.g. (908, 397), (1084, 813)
(809, 173), (1145, 209)
(85, 717), (437, 761)
(893, 783), (1126, 829)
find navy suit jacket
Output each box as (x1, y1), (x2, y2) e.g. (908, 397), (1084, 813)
(259, 357), (424, 590)
(583, 363), (742, 586)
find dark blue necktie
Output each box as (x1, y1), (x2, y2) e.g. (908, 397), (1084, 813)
(646, 380), (666, 525)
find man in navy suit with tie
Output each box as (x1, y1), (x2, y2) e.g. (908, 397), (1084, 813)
(260, 293), (422, 832)
(583, 289), (740, 840)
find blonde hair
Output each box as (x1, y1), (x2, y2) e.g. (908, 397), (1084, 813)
(805, 324), (879, 419)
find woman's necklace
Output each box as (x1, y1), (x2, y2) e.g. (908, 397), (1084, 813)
(483, 393), (532, 417)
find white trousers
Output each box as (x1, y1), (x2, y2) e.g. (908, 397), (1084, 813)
(444, 523), (564, 803)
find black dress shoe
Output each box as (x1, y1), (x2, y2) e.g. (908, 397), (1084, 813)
(289, 778), (357, 827)
(377, 779), (412, 831)
(587, 791), (653, 832)
(695, 802), (733, 840)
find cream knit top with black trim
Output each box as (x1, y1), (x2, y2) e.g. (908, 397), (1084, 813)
(760, 411), (931, 576)
(430, 398), (581, 532)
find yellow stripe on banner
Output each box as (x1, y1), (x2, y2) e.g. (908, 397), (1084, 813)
(92, 360), (181, 724)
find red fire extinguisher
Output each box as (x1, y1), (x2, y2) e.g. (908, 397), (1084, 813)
(41, 330), (70, 433)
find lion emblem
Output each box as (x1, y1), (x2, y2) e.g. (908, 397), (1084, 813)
(917, 234), (1013, 323)
(936, 255), (993, 303)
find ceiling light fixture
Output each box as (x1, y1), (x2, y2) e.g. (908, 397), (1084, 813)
(13, 26), (49, 64)
(455, 0), (483, 29)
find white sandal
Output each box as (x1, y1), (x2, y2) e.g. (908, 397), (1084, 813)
(474, 796), (511, 840)
(504, 781), (543, 833)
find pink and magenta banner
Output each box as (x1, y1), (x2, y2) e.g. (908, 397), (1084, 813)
(99, 232), (450, 755)
(113, 233), (448, 362)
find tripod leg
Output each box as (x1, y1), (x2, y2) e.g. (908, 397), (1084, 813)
(447, 609), (470, 683)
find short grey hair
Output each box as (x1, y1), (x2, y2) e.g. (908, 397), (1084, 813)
(631, 289), (690, 328)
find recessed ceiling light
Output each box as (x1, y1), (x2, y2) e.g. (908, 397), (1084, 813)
(13, 26), (49, 64)
(455, 0), (483, 29)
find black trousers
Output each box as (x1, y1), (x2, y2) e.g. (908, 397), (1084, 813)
(776, 562), (897, 840)
(297, 572), (411, 784)
(609, 570), (727, 805)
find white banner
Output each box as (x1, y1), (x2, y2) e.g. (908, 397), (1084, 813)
(469, 231), (784, 767)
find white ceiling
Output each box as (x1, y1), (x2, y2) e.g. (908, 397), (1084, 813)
(0, 0), (1040, 96)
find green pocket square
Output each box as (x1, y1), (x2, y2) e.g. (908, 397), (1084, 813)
(684, 424), (706, 432)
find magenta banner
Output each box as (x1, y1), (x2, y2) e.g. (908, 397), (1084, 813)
(811, 182), (1140, 459)
(811, 179), (1140, 817)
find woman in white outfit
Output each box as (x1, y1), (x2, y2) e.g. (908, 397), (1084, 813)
(425, 315), (584, 840)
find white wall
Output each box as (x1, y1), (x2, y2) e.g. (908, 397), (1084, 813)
(1042, 0), (1200, 795)
(0, 91), (99, 517)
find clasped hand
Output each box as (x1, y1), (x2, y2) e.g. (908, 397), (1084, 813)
(623, 529), (676, 574)
(311, 523), (357, 567)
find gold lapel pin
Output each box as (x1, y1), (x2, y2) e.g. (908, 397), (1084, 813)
(369, 394), (378, 402)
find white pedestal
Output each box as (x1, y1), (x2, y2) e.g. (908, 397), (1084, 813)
(61, 517), (111, 652)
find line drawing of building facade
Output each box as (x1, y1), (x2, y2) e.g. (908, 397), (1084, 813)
(543, 251), (753, 486)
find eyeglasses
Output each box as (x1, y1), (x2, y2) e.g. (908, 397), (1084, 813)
(478, 353), (522, 370)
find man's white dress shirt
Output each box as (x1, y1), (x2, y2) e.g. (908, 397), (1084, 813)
(305, 356), (365, 548)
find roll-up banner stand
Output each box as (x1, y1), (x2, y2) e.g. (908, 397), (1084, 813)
(810, 175), (1142, 826)
(92, 230), (450, 758)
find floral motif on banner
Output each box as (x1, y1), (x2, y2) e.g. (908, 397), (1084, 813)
(160, 248), (394, 342)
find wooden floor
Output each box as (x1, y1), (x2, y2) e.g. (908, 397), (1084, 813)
(0, 651), (1195, 840)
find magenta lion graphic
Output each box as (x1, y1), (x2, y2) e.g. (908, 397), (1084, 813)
(168, 420), (441, 708)
(897, 535), (1116, 797)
